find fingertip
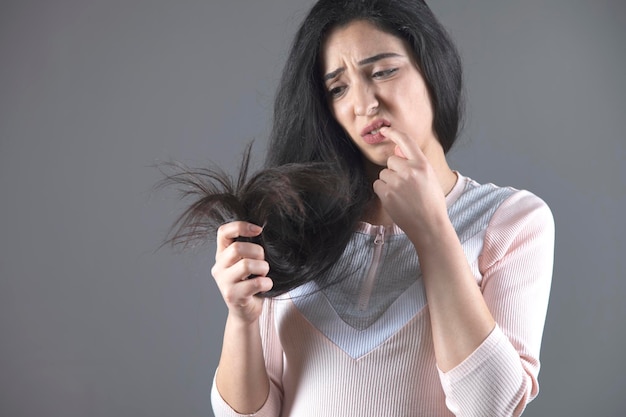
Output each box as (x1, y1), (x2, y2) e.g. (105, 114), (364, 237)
(248, 223), (263, 234)
(380, 126), (398, 139)
(258, 276), (274, 293)
(380, 126), (393, 140)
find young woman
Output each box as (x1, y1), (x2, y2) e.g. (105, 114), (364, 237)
(190, 1), (554, 416)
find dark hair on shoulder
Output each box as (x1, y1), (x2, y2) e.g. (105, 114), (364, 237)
(160, 0), (464, 296)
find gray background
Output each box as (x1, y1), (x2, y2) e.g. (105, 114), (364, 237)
(1, 1), (624, 416)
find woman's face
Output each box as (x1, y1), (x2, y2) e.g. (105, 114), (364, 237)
(321, 20), (437, 167)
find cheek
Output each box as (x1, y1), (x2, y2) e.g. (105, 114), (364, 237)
(330, 101), (353, 131)
(396, 85), (433, 128)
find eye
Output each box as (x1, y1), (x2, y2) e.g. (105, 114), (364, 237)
(328, 85), (346, 99)
(372, 68), (398, 79)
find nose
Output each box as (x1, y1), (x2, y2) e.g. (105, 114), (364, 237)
(353, 83), (379, 117)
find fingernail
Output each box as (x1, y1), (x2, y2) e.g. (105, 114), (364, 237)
(249, 224), (263, 233)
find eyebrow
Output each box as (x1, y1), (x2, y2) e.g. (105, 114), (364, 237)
(323, 52), (403, 82)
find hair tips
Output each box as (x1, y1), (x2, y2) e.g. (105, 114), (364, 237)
(156, 143), (360, 297)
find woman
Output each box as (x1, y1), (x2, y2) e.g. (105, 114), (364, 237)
(202, 1), (554, 416)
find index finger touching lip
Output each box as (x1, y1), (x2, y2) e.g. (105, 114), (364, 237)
(379, 126), (417, 160)
(216, 221), (263, 252)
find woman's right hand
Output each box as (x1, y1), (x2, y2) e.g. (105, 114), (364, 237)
(211, 221), (274, 324)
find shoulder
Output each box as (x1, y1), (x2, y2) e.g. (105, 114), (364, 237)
(460, 177), (555, 273)
(453, 173), (553, 228)
(480, 183), (554, 238)
(448, 174), (545, 243)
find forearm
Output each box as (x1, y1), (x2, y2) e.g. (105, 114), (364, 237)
(426, 189), (554, 416)
(411, 216), (495, 372)
(216, 314), (270, 414)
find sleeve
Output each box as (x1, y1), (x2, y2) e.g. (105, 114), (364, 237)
(438, 190), (555, 417)
(211, 299), (285, 417)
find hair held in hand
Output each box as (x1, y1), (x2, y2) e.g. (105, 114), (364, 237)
(157, 144), (367, 297)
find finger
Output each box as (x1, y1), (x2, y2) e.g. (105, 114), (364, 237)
(213, 242), (265, 279)
(245, 276), (274, 296)
(223, 277), (274, 305)
(231, 258), (271, 280)
(384, 155), (412, 174)
(213, 258), (270, 284)
(219, 241), (266, 266)
(372, 178), (387, 198)
(216, 221), (263, 255)
(377, 167), (396, 185)
(379, 126), (422, 160)
(374, 168), (405, 198)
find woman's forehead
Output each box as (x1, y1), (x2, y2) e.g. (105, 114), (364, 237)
(321, 21), (409, 69)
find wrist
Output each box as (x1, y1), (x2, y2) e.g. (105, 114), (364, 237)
(408, 211), (454, 253)
(226, 312), (261, 333)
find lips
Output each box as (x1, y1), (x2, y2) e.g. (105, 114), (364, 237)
(360, 119), (391, 144)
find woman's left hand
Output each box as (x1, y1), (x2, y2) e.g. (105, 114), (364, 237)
(372, 126), (449, 243)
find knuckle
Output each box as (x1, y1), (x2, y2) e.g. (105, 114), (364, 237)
(217, 221), (244, 239)
(249, 278), (262, 291)
(256, 245), (265, 259)
(241, 258), (254, 271)
(252, 276), (269, 292)
(216, 223), (229, 237)
(222, 289), (238, 305)
(259, 261), (270, 276)
(229, 241), (244, 255)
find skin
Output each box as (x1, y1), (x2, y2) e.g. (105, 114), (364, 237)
(322, 19), (495, 373)
(214, 20), (496, 413)
(321, 19), (457, 226)
(213, 222), (272, 412)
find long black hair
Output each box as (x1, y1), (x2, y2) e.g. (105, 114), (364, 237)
(267, 0), (463, 166)
(161, 0), (464, 297)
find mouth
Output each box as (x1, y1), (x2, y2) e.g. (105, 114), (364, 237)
(360, 119), (391, 144)
(361, 119), (391, 137)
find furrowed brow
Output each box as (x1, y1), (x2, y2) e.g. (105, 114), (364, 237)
(323, 67), (344, 82)
(323, 52), (402, 82)
(357, 52), (402, 66)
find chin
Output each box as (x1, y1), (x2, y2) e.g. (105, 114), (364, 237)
(362, 154), (390, 171)
(357, 143), (395, 168)
(371, 151), (395, 166)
